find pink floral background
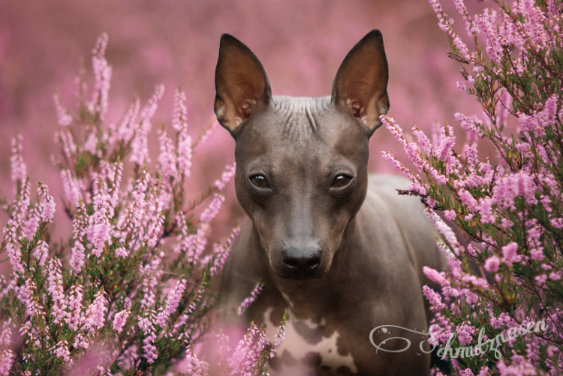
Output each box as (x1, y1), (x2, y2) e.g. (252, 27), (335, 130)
(0, 0), (481, 235)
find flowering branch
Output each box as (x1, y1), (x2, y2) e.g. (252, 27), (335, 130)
(0, 34), (279, 375)
(385, 0), (562, 374)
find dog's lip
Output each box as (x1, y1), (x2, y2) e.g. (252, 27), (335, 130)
(274, 268), (324, 280)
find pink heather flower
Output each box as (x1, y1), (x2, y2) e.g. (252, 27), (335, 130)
(131, 85), (165, 165)
(423, 285), (445, 310)
(156, 279), (187, 327)
(428, 0), (471, 60)
(214, 162), (236, 190)
(408, 179), (427, 196)
(228, 324), (268, 374)
(501, 242), (520, 267)
(428, 322), (453, 346)
(70, 241), (85, 273)
(0, 278), (16, 301)
(18, 279), (43, 318)
(423, 266), (447, 285)
(85, 291), (107, 332)
(460, 369), (474, 376)
(381, 151), (417, 182)
(209, 242), (230, 277)
(412, 127), (432, 156)
(381, 115), (408, 145)
(456, 322), (475, 346)
(0, 321), (14, 347)
(550, 217), (563, 229)
(195, 121), (217, 148)
(4, 233), (24, 276)
(209, 227), (240, 276)
(90, 33), (112, 120)
(115, 247), (128, 258)
(184, 346), (209, 376)
(529, 248), (544, 261)
(273, 317), (288, 350)
(113, 309), (130, 334)
(534, 274), (547, 287)
(425, 208), (463, 255)
(484, 256), (500, 272)
(455, 80), (466, 91)
(22, 213), (39, 242)
(477, 197), (496, 224)
(462, 274), (489, 290)
(183, 223), (209, 264)
(457, 188), (478, 212)
(32, 240), (48, 267)
(497, 355), (538, 376)
(139, 316), (158, 364)
(455, 113), (481, 142)
(57, 129), (77, 161)
(158, 129), (177, 182)
(141, 84), (165, 125)
(177, 130), (193, 178)
(435, 126), (456, 162)
(66, 285), (84, 331)
(130, 126), (149, 166)
(500, 217), (513, 229)
(200, 193), (225, 223)
(48, 259), (68, 324)
(10, 134), (27, 184)
(54, 341), (71, 364)
(61, 169), (82, 207)
(453, 0), (473, 36)
(145, 214), (164, 248)
(113, 99), (140, 143)
(117, 344), (139, 370)
(549, 272), (561, 281)
(53, 93), (72, 126)
(37, 182), (56, 223)
(237, 281), (264, 316)
(172, 89), (188, 132)
(443, 210), (456, 221)
(496, 89), (512, 126)
(88, 220), (112, 257)
(0, 349), (15, 375)
(140, 273), (157, 309)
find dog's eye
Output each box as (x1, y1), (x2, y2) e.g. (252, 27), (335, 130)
(332, 174), (353, 188)
(249, 174), (270, 189)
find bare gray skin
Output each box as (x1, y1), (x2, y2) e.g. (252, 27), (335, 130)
(213, 31), (445, 375)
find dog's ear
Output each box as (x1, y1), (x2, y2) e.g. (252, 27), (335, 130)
(215, 34), (271, 134)
(332, 30), (389, 134)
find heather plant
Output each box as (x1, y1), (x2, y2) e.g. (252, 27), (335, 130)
(0, 34), (283, 375)
(383, 0), (562, 374)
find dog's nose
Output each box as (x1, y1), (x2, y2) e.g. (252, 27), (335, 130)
(282, 245), (321, 274)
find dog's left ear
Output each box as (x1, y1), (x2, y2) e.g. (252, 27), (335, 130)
(215, 34), (272, 134)
(332, 30), (389, 134)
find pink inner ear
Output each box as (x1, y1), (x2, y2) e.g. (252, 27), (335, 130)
(349, 99), (363, 117)
(239, 99), (257, 118)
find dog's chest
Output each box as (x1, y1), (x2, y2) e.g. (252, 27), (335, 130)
(262, 306), (359, 375)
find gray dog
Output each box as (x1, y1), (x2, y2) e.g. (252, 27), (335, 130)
(214, 30), (445, 375)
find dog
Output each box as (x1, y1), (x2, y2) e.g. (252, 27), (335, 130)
(214, 30), (445, 375)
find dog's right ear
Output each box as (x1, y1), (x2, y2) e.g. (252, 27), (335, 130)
(214, 34), (271, 134)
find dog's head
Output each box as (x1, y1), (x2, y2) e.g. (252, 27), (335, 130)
(214, 31), (389, 279)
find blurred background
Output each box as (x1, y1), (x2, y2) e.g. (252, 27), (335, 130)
(0, 0), (481, 238)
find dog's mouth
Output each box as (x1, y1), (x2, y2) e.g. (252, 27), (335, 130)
(274, 268), (325, 280)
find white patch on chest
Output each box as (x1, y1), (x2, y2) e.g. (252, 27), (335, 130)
(264, 308), (358, 374)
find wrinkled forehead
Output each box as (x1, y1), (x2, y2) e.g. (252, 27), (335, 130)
(235, 96), (369, 167)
